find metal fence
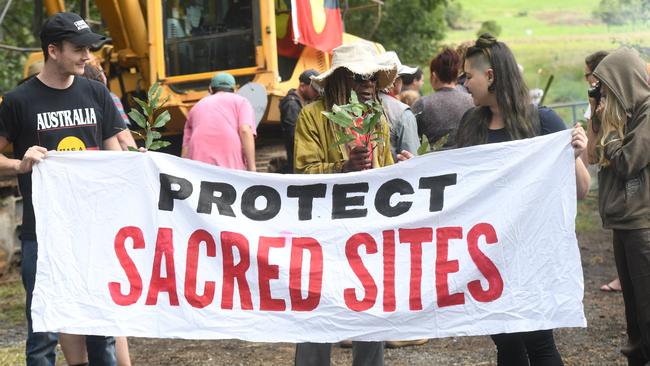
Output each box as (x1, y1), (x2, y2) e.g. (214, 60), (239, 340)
(547, 101), (590, 125)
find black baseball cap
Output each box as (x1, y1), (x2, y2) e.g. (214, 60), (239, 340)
(299, 69), (319, 84)
(40, 12), (105, 48)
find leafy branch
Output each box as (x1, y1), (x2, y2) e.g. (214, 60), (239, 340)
(416, 133), (449, 155)
(321, 90), (385, 149)
(127, 82), (172, 151)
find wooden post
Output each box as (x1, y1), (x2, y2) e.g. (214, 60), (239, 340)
(32, 0), (43, 39)
(80, 0), (89, 19)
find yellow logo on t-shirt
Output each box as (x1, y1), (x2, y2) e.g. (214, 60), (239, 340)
(57, 136), (87, 151)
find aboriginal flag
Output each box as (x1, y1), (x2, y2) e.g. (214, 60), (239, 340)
(291, 0), (343, 52)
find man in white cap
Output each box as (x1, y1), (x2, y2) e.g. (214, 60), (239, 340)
(293, 41), (396, 366)
(377, 51), (420, 160)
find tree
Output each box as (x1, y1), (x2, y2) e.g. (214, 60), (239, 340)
(0, 0), (39, 93)
(0, 1), (101, 94)
(444, 1), (469, 30)
(593, 0), (650, 27)
(344, 0), (448, 66)
(476, 20), (501, 38)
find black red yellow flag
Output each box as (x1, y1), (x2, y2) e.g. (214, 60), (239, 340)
(291, 0), (343, 52)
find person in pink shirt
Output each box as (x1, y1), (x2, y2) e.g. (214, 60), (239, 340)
(182, 72), (257, 171)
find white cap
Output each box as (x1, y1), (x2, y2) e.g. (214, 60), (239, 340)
(377, 51), (418, 76)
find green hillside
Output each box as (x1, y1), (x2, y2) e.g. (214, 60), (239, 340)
(439, 0), (650, 122)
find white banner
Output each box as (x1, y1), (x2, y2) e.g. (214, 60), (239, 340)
(31, 130), (585, 342)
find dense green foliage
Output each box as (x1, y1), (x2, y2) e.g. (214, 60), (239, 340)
(593, 0), (650, 26)
(0, 1), (101, 94)
(476, 20), (502, 37)
(0, 0), (38, 93)
(444, 1), (470, 30)
(344, 0), (448, 66)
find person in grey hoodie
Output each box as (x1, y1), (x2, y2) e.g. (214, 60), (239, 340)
(591, 47), (650, 366)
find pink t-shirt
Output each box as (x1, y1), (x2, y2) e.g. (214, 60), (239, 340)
(183, 92), (256, 170)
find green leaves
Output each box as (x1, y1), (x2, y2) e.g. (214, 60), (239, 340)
(322, 90), (386, 149)
(128, 82), (172, 151)
(322, 110), (354, 128)
(417, 134), (431, 155)
(417, 133), (449, 155)
(133, 97), (150, 117)
(153, 110), (171, 128)
(128, 109), (147, 129)
(149, 141), (172, 150)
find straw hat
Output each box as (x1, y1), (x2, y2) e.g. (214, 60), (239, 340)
(311, 42), (397, 90)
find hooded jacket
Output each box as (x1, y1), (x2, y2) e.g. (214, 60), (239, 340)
(593, 47), (650, 229)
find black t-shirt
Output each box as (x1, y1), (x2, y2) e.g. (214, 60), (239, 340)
(486, 107), (566, 144)
(0, 76), (126, 240)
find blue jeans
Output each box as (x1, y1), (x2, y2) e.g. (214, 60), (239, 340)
(21, 240), (117, 366)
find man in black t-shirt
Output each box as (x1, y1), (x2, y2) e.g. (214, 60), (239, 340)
(0, 12), (124, 366)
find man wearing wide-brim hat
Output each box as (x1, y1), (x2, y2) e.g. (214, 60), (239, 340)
(292, 42), (395, 366)
(293, 41), (395, 175)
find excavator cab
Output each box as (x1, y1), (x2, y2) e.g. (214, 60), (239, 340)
(163, 0), (259, 77)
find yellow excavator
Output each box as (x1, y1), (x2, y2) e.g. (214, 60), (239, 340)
(24, 0), (378, 161)
(1, 0), (384, 275)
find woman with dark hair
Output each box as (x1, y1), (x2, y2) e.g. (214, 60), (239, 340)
(456, 33), (591, 366)
(412, 48), (474, 148)
(591, 47), (650, 366)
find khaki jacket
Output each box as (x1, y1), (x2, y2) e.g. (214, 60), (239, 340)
(294, 99), (394, 174)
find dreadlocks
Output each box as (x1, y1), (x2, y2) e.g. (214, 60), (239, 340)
(323, 68), (353, 112)
(323, 68), (382, 111)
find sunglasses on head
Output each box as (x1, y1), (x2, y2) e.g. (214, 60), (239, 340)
(352, 73), (378, 83)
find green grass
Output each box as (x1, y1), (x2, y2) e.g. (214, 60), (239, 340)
(0, 276), (67, 365)
(0, 276), (26, 366)
(445, 0), (648, 41)
(576, 191), (600, 232)
(0, 276), (25, 327)
(0, 345), (25, 366)
(437, 0), (650, 113)
(0, 344), (66, 366)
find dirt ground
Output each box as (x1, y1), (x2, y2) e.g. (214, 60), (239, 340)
(0, 197), (630, 366)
